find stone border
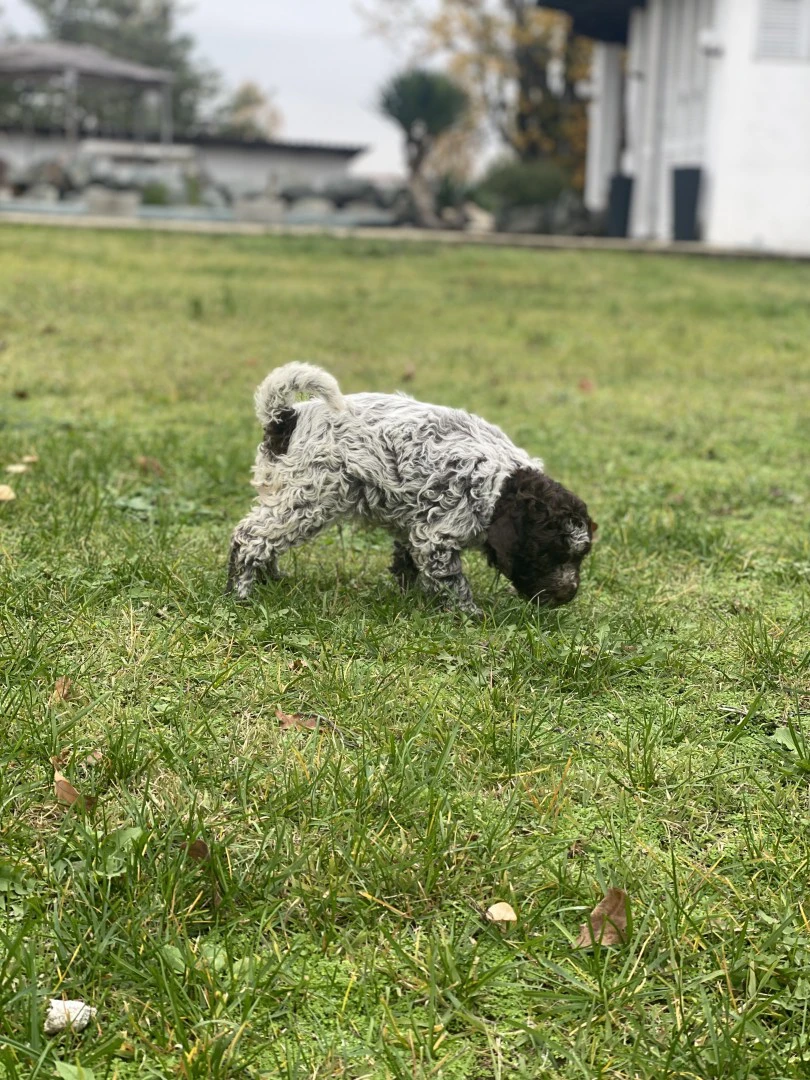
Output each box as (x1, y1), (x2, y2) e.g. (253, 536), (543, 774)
(2, 208), (808, 263)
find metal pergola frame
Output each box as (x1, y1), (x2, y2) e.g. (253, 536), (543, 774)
(0, 42), (174, 143)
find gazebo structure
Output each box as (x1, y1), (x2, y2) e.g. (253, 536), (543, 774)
(544, 0), (810, 255)
(0, 41), (174, 144)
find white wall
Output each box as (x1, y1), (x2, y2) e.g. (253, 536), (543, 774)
(703, 0), (810, 252)
(194, 145), (352, 196)
(0, 132), (356, 194)
(625, 0), (715, 239)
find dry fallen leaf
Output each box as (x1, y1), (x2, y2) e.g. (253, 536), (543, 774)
(21, 453), (39, 465)
(485, 901), (518, 925)
(180, 839), (210, 862)
(44, 999), (97, 1036)
(287, 658), (309, 671)
(0, 485), (16, 502)
(578, 377), (595, 393)
(5, 463), (29, 474)
(82, 749), (104, 767)
(53, 768), (97, 812)
(50, 750), (71, 769)
(50, 677), (73, 703)
(574, 887), (628, 948)
(135, 455), (163, 476)
(567, 839), (586, 859)
(276, 708), (328, 732)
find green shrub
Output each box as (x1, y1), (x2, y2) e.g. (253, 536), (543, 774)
(141, 182), (170, 206)
(475, 159), (567, 211)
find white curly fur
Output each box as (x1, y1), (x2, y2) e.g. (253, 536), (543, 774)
(227, 363), (548, 611)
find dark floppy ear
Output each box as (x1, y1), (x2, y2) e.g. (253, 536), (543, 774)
(589, 519), (598, 535)
(486, 504), (521, 573)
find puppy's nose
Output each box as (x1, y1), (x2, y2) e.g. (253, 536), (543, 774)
(552, 579), (579, 605)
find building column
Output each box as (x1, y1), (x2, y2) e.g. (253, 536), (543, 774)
(583, 42), (625, 213)
(160, 83), (174, 144)
(630, 0), (669, 238)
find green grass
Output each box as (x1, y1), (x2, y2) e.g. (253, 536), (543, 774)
(0, 224), (809, 1080)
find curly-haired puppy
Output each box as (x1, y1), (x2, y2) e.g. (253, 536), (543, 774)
(227, 363), (596, 613)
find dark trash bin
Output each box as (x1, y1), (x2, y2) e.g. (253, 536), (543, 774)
(607, 174), (634, 238)
(672, 167), (702, 242)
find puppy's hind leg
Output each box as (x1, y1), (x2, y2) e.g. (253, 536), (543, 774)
(226, 492), (340, 600)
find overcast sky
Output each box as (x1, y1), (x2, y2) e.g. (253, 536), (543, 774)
(2, 0), (411, 175)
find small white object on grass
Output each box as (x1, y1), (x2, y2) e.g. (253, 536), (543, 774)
(485, 901), (518, 925)
(44, 999), (97, 1035)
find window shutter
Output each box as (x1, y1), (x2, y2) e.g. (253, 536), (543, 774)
(757, 0), (806, 59)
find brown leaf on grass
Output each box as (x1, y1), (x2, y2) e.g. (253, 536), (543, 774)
(0, 485), (16, 502)
(21, 453), (39, 465)
(287, 659), (309, 672)
(50, 677), (73, 704)
(567, 839), (586, 859)
(53, 769), (97, 813)
(135, 455), (163, 476)
(574, 887), (628, 948)
(82, 749), (104, 767)
(50, 750), (71, 769)
(578, 377), (595, 394)
(5, 463), (29, 475)
(12, 389), (29, 400)
(276, 708), (321, 732)
(180, 839), (210, 862)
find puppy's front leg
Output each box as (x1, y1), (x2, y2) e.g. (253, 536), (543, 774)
(411, 541), (481, 616)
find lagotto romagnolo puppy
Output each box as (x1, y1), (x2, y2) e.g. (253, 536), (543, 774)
(227, 363), (596, 613)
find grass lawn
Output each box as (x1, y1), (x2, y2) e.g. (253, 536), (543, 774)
(0, 224), (809, 1080)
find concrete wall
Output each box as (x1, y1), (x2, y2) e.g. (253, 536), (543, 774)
(194, 145), (353, 196)
(703, 0), (810, 253)
(0, 131), (357, 194)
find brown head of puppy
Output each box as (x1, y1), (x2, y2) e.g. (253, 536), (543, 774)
(484, 467), (596, 606)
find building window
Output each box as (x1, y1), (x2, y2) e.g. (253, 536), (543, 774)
(757, 0), (810, 59)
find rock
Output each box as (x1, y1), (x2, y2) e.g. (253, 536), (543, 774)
(27, 184), (60, 204)
(463, 201), (495, 234)
(84, 186), (141, 217)
(44, 999), (97, 1035)
(548, 189), (590, 236)
(440, 205), (465, 229)
(287, 196), (334, 218)
(233, 196), (285, 223)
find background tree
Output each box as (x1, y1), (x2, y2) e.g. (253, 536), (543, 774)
(363, 0), (590, 188)
(20, 0), (219, 135)
(214, 81), (282, 141)
(379, 67), (468, 227)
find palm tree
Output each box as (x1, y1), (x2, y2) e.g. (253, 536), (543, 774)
(379, 68), (468, 227)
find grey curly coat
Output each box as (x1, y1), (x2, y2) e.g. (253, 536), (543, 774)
(227, 363), (595, 613)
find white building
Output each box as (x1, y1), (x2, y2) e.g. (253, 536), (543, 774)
(546, 0), (810, 254)
(0, 130), (365, 197)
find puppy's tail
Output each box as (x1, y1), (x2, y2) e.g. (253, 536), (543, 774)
(254, 362), (345, 427)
